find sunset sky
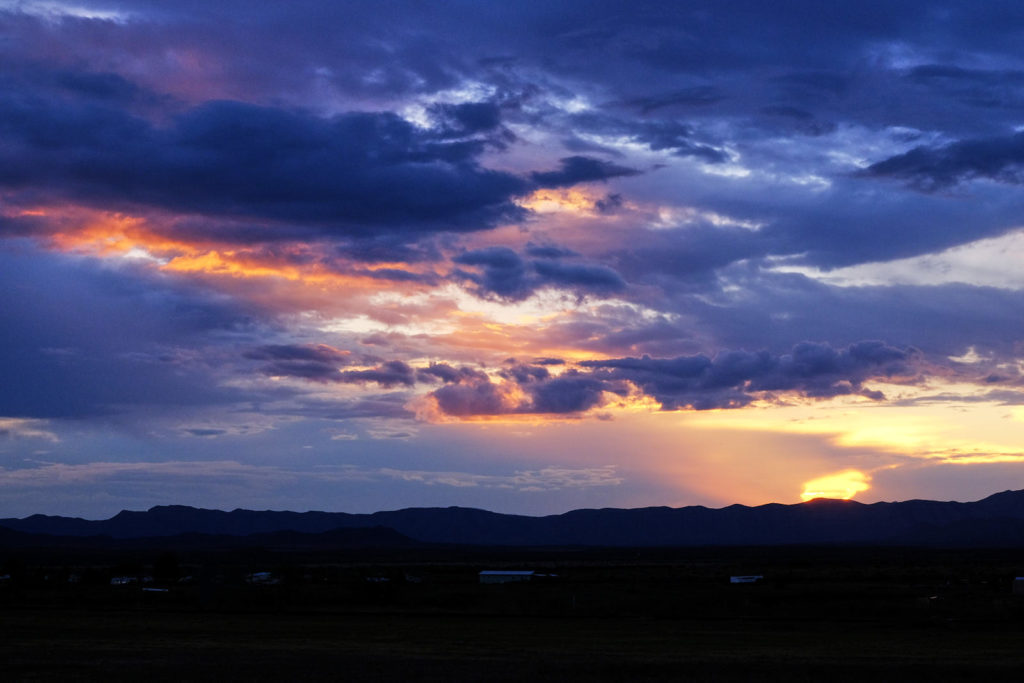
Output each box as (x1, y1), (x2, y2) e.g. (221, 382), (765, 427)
(3, 1), (1024, 518)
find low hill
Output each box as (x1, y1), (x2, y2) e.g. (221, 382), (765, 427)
(3, 490), (1024, 547)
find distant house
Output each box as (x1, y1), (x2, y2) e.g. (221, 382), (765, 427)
(730, 575), (764, 584)
(246, 571), (278, 585)
(479, 570), (535, 584)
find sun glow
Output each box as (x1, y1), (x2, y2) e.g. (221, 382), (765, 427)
(801, 469), (871, 501)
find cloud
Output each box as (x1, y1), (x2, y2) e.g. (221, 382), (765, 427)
(581, 341), (920, 410)
(0, 88), (529, 235)
(8, 0), (1024, 517)
(338, 361), (418, 388)
(412, 341), (919, 418)
(862, 131), (1024, 190)
(247, 347), (418, 388)
(691, 270), (1024, 360)
(244, 344), (352, 382)
(525, 243), (579, 259)
(332, 464), (622, 491)
(428, 374), (524, 416)
(528, 373), (611, 413)
(0, 418), (59, 442)
(420, 362), (620, 418)
(453, 246), (626, 301)
(0, 459), (291, 487)
(0, 245), (261, 419)
(567, 113), (728, 162)
(428, 101), (505, 137)
(610, 224), (771, 290)
(530, 155), (639, 187)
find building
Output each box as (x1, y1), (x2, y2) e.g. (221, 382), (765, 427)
(479, 570), (535, 584)
(730, 575), (764, 584)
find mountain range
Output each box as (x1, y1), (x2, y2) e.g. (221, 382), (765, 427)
(4, 490), (1024, 547)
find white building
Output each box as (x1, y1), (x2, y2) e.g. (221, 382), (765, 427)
(729, 575), (764, 584)
(479, 570), (535, 584)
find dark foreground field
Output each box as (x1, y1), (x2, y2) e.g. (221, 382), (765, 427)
(3, 545), (1024, 681)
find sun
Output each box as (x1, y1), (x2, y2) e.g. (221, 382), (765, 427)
(800, 470), (871, 501)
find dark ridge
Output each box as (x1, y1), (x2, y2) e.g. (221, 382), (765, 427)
(2, 490), (1024, 548)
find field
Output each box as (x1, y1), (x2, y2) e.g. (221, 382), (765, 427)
(3, 546), (1024, 680)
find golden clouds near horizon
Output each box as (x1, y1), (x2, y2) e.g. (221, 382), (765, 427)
(800, 469), (871, 501)
(515, 187), (606, 214)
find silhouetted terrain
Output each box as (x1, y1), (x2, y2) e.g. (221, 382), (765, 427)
(4, 489), (1024, 547)
(4, 497), (1024, 680)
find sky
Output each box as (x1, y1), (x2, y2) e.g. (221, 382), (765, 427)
(3, 1), (1024, 518)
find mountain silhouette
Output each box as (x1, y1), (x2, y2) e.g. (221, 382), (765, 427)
(3, 490), (1024, 547)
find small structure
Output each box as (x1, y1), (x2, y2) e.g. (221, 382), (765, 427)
(479, 570), (535, 584)
(1013, 577), (1024, 596)
(730, 575), (764, 584)
(246, 571), (278, 585)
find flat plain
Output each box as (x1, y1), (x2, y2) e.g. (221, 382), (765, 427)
(3, 546), (1024, 681)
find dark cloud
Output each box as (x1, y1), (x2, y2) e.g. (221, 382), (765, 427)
(429, 101), (505, 137)
(247, 348), (419, 388)
(354, 268), (441, 285)
(594, 193), (624, 213)
(530, 156), (639, 187)
(416, 341), (919, 417)
(533, 260), (626, 292)
(245, 344), (350, 363)
(417, 363), (488, 384)
(862, 131), (1024, 191)
(759, 177), (1024, 268)
(339, 235), (444, 264)
(245, 344), (351, 383)
(500, 362), (550, 384)
(568, 113), (728, 162)
(428, 363), (625, 416)
(453, 247), (531, 299)
(337, 361), (418, 388)
(430, 375), (515, 416)
(529, 373), (610, 413)
(634, 122), (729, 162)
(0, 89), (529, 234)
(581, 341), (919, 410)
(454, 246), (626, 301)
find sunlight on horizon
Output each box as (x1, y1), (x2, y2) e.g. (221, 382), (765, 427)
(801, 470), (871, 501)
